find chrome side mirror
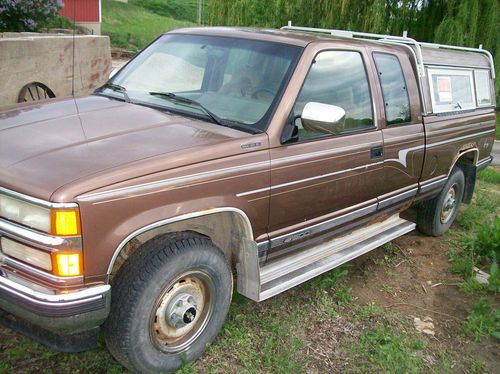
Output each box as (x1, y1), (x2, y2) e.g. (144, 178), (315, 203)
(301, 102), (346, 135)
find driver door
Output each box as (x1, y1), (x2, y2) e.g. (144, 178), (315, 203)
(267, 48), (385, 254)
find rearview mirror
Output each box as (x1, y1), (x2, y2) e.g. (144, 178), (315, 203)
(301, 102), (346, 135)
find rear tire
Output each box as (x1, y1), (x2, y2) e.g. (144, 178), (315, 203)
(105, 232), (232, 373)
(417, 167), (465, 236)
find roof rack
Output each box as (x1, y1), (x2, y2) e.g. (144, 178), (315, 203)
(281, 21), (496, 79)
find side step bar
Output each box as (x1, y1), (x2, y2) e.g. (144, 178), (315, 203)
(250, 215), (415, 302)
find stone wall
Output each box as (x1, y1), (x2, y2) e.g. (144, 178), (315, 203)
(0, 34), (111, 107)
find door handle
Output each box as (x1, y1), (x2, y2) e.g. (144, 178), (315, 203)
(371, 146), (383, 159)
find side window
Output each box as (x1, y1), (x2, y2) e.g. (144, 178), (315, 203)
(427, 68), (475, 113)
(294, 51), (373, 140)
(474, 70), (492, 107)
(373, 53), (411, 125)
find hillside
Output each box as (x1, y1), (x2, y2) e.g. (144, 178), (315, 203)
(130, 0), (208, 23)
(101, 0), (197, 50)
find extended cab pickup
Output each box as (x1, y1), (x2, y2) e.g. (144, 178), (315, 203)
(0, 25), (496, 373)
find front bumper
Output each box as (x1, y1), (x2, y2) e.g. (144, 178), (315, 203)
(0, 273), (110, 352)
(0, 216), (110, 335)
(0, 273), (110, 333)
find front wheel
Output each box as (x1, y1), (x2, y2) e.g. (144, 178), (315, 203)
(105, 232), (232, 373)
(417, 167), (465, 236)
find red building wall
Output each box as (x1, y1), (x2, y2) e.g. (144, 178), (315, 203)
(59, 0), (101, 23)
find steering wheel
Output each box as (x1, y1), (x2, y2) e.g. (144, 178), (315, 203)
(251, 87), (276, 100)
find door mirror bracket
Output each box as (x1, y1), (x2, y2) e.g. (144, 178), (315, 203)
(280, 115), (300, 144)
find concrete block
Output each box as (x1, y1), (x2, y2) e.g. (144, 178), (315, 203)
(0, 34), (111, 107)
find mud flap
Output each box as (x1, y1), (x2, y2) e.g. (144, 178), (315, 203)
(461, 163), (476, 204)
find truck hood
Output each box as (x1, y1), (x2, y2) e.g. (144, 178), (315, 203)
(0, 96), (250, 200)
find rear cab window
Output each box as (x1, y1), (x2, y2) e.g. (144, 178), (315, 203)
(373, 53), (411, 125)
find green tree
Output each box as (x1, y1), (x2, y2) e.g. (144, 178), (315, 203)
(208, 0), (499, 100)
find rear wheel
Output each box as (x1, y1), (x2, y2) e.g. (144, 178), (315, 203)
(417, 167), (465, 236)
(105, 232), (232, 373)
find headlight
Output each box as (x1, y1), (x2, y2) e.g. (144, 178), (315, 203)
(1, 237), (52, 271)
(0, 194), (51, 232)
(0, 190), (83, 277)
(0, 194), (81, 236)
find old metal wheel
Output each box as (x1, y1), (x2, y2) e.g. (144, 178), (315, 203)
(105, 232), (232, 374)
(18, 82), (55, 103)
(417, 166), (465, 236)
(440, 183), (458, 224)
(150, 270), (215, 353)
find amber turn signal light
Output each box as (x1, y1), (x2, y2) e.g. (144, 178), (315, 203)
(52, 252), (82, 277)
(51, 209), (81, 236)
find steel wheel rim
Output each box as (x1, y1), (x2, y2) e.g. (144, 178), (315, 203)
(149, 270), (215, 353)
(440, 183), (458, 224)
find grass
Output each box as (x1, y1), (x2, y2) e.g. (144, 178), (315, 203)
(310, 265), (349, 291)
(202, 293), (306, 373)
(478, 166), (500, 184)
(462, 299), (500, 341)
(101, 0), (195, 50)
(449, 171), (499, 280)
(355, 327), (428, 374)
(0, 336), (124, 374)
(131, 0), (209, 23)
(453, 178), (498, 231)
(446, 166), (500, 352)
(468, 356), (488, 374)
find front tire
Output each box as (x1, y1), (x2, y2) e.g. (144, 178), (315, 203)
(417, 167), (465, 236)
(105, 232), (232, 373)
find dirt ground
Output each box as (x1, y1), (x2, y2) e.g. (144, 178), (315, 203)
(350, 232), (499, 371)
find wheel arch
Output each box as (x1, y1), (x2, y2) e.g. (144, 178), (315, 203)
(448, 147), (479, 175)
(107, 207), (260, 299)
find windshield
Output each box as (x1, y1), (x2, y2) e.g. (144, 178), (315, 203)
(102, 34), (302, 132)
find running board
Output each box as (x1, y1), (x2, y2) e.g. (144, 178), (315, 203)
(254, 215), (415, 301)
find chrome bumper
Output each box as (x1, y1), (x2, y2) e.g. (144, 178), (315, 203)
(0, 216), (109, 334)
(0, 273), (110, 333)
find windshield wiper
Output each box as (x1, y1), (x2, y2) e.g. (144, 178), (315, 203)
(149, 92), (262, 134)
(98, 82), (131, 103)
(149, 91), (224, 126)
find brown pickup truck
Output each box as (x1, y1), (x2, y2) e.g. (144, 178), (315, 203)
(0, 24), (496, 373)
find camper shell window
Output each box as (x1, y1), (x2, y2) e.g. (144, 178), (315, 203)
(474, 69), (492, 107)
(427, 66), (493, 114)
